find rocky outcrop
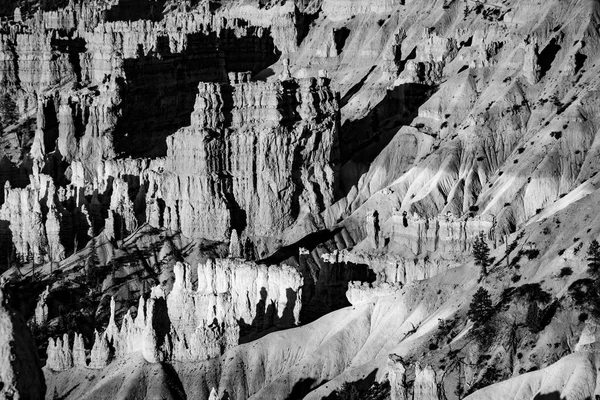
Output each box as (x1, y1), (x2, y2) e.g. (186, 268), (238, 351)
(72, 333), (86, 367)
(89, 330), (110, 369)
(33, 285), (49, 326)
(0, 288), (46, 399)
(413, 364), (439, 400)
(144, 75), (338, 255)
(168, 259), (303, 348)
(322, 249), (462, 302)
(47, 258), (303, 367)
(346, 281), (402, 306)
(46, 333), (73, 371)
(388, 354), (408, 400)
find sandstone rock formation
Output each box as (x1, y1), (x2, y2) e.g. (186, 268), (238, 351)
(0, 288), (45, 399)
(414, 364), (440, 400)
(388, 354), (409, 400)
(7, 0), (600, 399)
(46, 333), (73, 371)
(47, 258), (303, 367)
(33, 285), (49, 326)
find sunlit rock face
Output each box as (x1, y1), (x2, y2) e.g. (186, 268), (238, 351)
(0, 0), (339, 261)
(144, 74), (339, 253)
(8, 0), (600, 399)
(46, 259), (303, 366)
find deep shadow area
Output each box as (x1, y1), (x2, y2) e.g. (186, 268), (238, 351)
(51, 34), (87, 84)
(285, 378), (318, 400)
(532, 392), (561, 400)
(260, 228), (344, 266)
(42, 98), (59, 153)
(340, 65), (377, 108)
(538, 37), (561, 80)
(113, 28), (281, 158)
(260, 227), (376, 324)
(323, 369), (385, 400)
(334, 27), (351, 54)
(237, 284), (300, 343)
(104, 0), (167, 22)
(339, 83), (435, 195)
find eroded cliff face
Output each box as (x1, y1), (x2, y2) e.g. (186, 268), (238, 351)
(45, 259), (303, 369)
(144, 74), (338, 252)
(1, 0), (599, 266)
(0, 288), (46, 400)
(0, 0), (340, 263)
(5, 0), (600, 400)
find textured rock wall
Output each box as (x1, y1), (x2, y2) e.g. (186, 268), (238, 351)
(47, 258), (303, 366)
(0, 0), (323, 262)
(0, 288), (46, 399)
(145, 75), (338, 254)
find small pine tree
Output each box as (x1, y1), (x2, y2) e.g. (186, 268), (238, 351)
(87, 237), (100, 268)
(337, 382), (360, 400)
(468, 287), (494, 330)
(587, 240), (600, 279)
(587, 240), (600, 318)
(525, 302), (543, 333)
(86, 237), (101, 287)
(473, 231), (491, 277)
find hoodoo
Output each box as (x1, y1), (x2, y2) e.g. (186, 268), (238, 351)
(2, 0), (600, 399)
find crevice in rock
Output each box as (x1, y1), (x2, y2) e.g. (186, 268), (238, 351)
(42, 98), (59, 154)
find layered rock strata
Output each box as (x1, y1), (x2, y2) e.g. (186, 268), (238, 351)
(46, 259), (303, 367)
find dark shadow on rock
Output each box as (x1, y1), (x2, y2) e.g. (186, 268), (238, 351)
(323, 369), (380, 400)
(284, 378), (317, 400)
(151, 296), (171, 349)
(532, 392), (561, 400)
(260, 227), (375, 324)
(104, 0), (167, 22)
(113, 28), (281, 158)
(260, 228), (344, 266)
(238, 283), (301, 343)
(160, 362), (188, 400)
(338, 83), (436, 197)
(340, 65), (376, 108)
(538, 38), (561, 80)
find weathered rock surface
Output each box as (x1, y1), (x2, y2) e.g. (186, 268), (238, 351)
(47, 259), (303, 366)
(0, 288), (46, 399)
(7, 0), (600, 400)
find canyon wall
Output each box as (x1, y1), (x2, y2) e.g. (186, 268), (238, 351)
(0, 288), (46, 399)
(46, 259), (303, 369)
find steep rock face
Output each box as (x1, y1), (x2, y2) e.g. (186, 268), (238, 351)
(413, 364), (440, 400)
(323, 249), (461, 287)
(34, 285), (49, 326)
(0, 288), (46, 399)
(0, 0), (321, 262)
(47, 258), (303, 366)
(388, 354), (409, 400)
(0, 174), (59, 262)
(145, 75), (339, 253)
